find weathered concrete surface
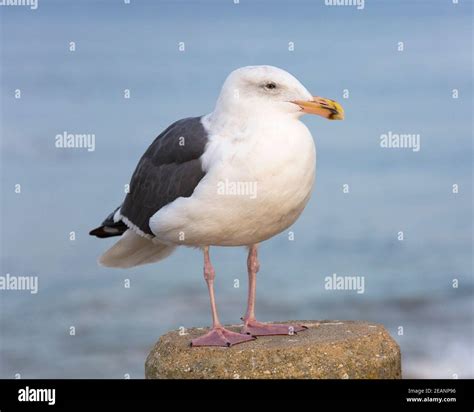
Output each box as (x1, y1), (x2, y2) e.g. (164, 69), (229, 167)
(145, 320), (401, 379)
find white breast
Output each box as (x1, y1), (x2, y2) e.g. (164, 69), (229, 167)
(150, 117), (316, 247)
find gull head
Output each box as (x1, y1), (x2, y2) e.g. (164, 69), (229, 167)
(214, 65), (344, 121)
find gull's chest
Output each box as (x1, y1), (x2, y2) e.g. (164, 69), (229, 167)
(203, 123), (316, 228)
(217, 124), (316, 195)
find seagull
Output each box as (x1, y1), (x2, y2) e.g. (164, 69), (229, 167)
(90, 65), (344, 347)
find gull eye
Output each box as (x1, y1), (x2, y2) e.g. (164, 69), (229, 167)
(264, 82), (277, 90)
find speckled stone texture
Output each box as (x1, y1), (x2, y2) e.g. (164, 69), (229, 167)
(145, 320), (401, 379)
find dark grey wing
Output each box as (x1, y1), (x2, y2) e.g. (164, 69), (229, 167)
(90, 117), (208, 239)
(119, 116), (208, 236)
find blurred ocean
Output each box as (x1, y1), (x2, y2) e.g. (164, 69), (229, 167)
(0, 0), (472, 378)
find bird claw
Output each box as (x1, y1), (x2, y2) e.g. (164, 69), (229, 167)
(191, 326), (256, 347)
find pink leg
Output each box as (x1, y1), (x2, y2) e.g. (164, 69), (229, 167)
(191, 247), (255, 347)
(241, 244), (307, 336)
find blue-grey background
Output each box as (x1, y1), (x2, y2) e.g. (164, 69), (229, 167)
(0, 0), (472, 378)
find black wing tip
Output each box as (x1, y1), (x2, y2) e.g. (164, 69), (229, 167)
(90, 206), (128, 238)
(89, 226), (108, 238)
(89, 226), (124, 238)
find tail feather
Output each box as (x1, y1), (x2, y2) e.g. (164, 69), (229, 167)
(99, 230), (176, 268)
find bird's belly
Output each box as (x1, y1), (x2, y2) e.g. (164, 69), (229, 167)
(222, 163), (315, 245)
(150, 128), (316, 246)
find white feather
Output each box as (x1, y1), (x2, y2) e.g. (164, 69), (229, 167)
(99, 230), (176, 268)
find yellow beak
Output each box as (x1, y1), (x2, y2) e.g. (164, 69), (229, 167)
(292, 96), (344, 120)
